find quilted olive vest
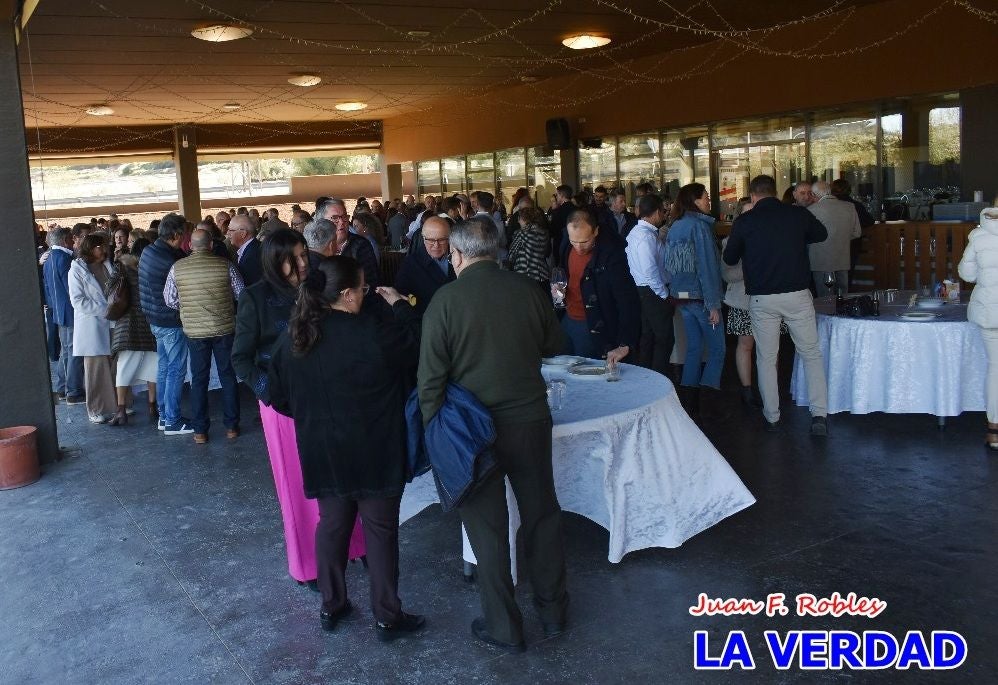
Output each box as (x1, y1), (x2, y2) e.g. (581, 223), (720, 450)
(173, 251), (235, 338)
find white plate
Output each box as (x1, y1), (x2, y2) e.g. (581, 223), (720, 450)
(542, 355), (585, 367)
(916, 298), (945, 309)
(899, 311), (941, 320)
(568, 364), (608, 379)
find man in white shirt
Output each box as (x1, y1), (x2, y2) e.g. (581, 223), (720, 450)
(625, 194), (675, 378)
(473, 191), (508, 253)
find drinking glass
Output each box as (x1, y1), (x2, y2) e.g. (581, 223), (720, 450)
(823, 272), (836, 295)
(546, 380), (566, 410)
(606, 363), (621, 382)
(551, 267), (567, 309)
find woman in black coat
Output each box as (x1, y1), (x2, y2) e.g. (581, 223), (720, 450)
(232, 229), (367, 590)
(268, 256), (425, 640)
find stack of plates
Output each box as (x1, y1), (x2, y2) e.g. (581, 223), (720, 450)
(916, 298), (945, 309)
(899, 311), (941, 320)
(542, 355), (585, 367)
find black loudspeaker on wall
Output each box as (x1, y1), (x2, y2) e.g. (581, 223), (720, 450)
(545, 118), (571, 150)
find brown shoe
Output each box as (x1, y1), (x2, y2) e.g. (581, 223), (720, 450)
(108, 405), (128, 427)
(226, 427), (240, 440)
(194, 433), (208, 444)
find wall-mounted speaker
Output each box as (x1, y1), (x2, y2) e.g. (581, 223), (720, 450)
(545, 118), (571, 150)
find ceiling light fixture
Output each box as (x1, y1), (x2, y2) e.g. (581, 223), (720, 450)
(288, 74), (322, 87)
(335, 102), (368, 112)
(190, 23), (253, 42)
(561, 34), (611, 50)
(520, 76), (539, 83)
(407, 30), (430, 38)
(85, 104), (114, 116)
(222, 103), (241, 110)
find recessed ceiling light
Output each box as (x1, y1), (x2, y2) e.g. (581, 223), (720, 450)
(288, 74), (322, 87)
(407, 30), (430, 38)
(222, 103), (241, 110)
(561, 34), (611, 50)
(85, 105), (114, 116)
(335, 102), (368, 112)
(520, 76), (539, 83)
(191, 24), (253, 42)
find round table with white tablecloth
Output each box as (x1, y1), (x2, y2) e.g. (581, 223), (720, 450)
(790, 294), (986, 417)
(399, 362), (755, 571)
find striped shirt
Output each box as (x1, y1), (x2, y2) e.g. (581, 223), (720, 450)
(508, 225), (551, 283)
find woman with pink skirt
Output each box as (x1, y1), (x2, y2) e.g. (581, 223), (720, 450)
(232, 228), (365, 583)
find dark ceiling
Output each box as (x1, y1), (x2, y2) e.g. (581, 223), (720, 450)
(18, 0), (887, 135)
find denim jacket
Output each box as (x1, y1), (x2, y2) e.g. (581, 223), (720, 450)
(664, 211), (723, 311)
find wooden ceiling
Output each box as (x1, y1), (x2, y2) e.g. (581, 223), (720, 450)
(18, 0), (887, 150)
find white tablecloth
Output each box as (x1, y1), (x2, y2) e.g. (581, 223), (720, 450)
(790, 297), (986, 416)
(399, 363), (756, 564)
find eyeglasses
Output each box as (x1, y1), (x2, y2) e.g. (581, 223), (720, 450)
(423, 237), (449, 246)
(342, 284), (370, 296)
(446, 250), (458, 262)
(329, 213), (350, 223)
(569, 237), (596, 246)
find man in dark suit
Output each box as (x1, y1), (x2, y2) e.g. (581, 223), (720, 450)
(229, 214), (263, 287)
(394, 216), (455, 314)
(608, 188), (639, 238)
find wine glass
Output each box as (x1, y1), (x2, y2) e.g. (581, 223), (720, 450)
(551, 267), (567, 309)
(823, 272), (836, 297)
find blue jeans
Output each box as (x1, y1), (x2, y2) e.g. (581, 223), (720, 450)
(188, 333), (240, 434)
(560, 316), (600, 358)
(151, 325), (189, 426)
(679, 305), (726, 389)
(55, 325), (85, 397)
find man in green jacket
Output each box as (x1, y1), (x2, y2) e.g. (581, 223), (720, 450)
(417, 216), (568, 653)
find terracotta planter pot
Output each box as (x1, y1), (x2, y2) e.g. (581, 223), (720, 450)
(0, 426), (41, 490)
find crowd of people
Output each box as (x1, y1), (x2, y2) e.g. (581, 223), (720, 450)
(35, 172), (885, 650)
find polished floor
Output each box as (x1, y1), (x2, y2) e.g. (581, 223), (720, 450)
(1, 350), (996, 684)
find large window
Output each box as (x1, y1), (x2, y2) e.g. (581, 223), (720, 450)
(527, 146), (561, 208)
(662, 128), (708, 202)
(416, 160), (441, 197)
(617, 133), (660, 205)
(811, 110), (878, 216)
(441, 156), (466, 195)
(496, 148), (527, 211)
(466, 152), (496, 195)
(579, 140), (617, 193)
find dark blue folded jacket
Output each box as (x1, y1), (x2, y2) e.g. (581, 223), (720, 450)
(405, 383), (496, 512)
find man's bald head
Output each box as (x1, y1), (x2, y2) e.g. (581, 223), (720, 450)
(421, 215), (451, 260)
(190, 228), (212, 252)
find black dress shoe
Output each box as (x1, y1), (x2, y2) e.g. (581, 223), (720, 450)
(471, 617), (526, 653)
(320, 601), (353, 631)
(764, 419), (782, 433)
(375, 612), (425, 642)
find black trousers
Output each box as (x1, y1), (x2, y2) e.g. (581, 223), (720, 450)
(316, 495), (402, 624)
(459, 418), (568, 645)
(637, 286), (676, 376)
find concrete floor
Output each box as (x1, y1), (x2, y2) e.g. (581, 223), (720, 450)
(1, 350), (996, 684)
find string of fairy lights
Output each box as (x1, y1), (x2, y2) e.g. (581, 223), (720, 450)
(19, 0), (998, 155)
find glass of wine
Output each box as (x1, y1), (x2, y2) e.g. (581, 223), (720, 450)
(551, 267), (567, 309)
(823, 272), (836, 296)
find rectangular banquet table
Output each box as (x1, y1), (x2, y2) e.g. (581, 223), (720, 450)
(790, 293), (986, 417)
(399, 362), (755, 566)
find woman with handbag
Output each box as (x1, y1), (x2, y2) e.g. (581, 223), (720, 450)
(68, 233), (118, 424)
(106, 238), (159, 426)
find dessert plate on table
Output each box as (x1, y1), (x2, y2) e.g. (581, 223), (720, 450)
(899, 311), (941, 320)
(916, 298), (945, 309)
